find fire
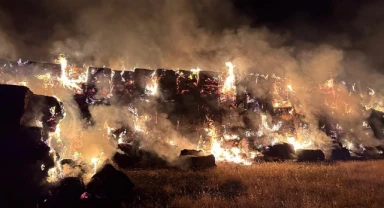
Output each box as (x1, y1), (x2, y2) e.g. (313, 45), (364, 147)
(287, 136), (313, 151)
(190, 67), (201, 83)
(221, 62), (236, 101)
(287, 84), (294, 92)
(18, 81), (28, 86)
(200, 121), (254, 165)
(55, 55), (88, 92)
(91, 153), (103, 175)
(36, 72), (54, 88)
(145, 71), (158, 96)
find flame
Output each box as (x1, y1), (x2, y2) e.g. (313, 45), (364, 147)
(190, 67), (201, 83)
(169, 140), (175, 146)
(36, 73), (54, 88)
(55, 55), (88, 92)
(18, 81), (28, 86)
(287, 84), (294, 92)
(145, 71), (158, 96)
(287, 136), (313, 151)
(199, 121), (254, 165)
(221, 62), (236, 101)
(91, 157), (100, 175)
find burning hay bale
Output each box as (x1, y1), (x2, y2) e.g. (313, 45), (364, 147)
(296, 149), (325, 162)
(262, 143), (297, 161)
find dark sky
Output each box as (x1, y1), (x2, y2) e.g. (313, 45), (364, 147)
(0, 0), (383, 72)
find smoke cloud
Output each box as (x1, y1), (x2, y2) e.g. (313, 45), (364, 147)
(1, 0), (384, 164)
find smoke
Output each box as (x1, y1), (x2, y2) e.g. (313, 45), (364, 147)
(1, 0), (384, 163)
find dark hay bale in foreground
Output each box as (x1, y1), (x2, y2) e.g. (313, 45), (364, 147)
(86, 164), (135, 200)
(331, 148), (351, 160)
(39, 177), (86, 208)
(296, 149), (325, 162)
(0, 84), (32, 127)
(263, 143), (297, 161)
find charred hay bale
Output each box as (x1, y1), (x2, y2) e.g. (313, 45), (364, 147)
(296, 149), (325, 162)
(86, 164), (134, 200)
(263, 143), (297, 161)
(331, 148), (351, 160)
(179, 154), (216, 170)
(180, 149), (205, 156)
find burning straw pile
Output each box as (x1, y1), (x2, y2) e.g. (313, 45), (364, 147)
(1, 55), (384, 207)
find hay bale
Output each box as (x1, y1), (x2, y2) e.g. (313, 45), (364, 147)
(180, 149), (205, 156)
(331, 148), (351, 160)
(179, 154), (216, 170)
(113, 144), (168, 169)
(361, 147), (383, 158)
(0, 84), (33, 127)
(263, 143), (296, 161)
(157, 69), (177, 101)
(368, 109), (384, 139)
(86, 164), (134, 200)
(296, 149), (325, 162)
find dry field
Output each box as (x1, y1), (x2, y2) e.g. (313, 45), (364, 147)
(122, 160), (384, 208)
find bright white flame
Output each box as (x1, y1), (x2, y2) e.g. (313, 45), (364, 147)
(190, 67), (201, 83)
(287, 136), (312, 151)
(287, 84), (294, 92)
